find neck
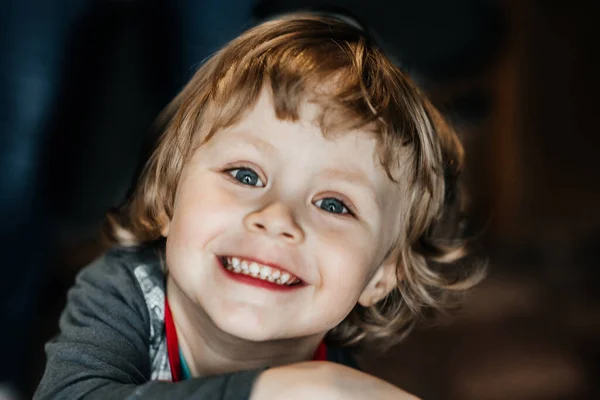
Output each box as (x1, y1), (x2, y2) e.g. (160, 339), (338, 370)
(166, 276), (324, 377)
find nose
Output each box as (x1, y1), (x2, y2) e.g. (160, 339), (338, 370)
(243, 202), (305, 244)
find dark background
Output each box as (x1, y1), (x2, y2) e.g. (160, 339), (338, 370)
(1, 0), (599, 399)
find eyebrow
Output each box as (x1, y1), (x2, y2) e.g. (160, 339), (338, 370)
(222, 131), (279, 155)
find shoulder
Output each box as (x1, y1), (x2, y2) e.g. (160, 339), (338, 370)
(78, 243), (164, 288)
(68, 243), (165, 322)
(57, 243), (167, 353)
(102, 243), (164, 275)
(37, 244), (167, 398)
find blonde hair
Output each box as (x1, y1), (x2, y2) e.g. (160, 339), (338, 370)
(106, 13), (485, 348)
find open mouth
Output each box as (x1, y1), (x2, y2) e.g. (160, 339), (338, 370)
(219, 256), (303, 287)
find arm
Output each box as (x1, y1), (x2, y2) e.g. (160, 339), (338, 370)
(34, 251), (264, 400)
(251, 361), (420, 400)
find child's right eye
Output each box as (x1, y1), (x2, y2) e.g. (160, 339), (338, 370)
(226, 168), (265, 187)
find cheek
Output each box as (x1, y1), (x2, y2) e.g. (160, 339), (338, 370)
(312, 228), (376, 312)
(165, 176), (247, 298)
(168, 176), (244, 251)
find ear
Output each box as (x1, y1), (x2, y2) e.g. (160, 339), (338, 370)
(159, 213), (171, 237)
(358, 256), (400, 308)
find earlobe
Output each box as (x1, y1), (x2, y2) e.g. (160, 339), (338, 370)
(159, 214), (171, 237)
(358, 259), (400, 307)
(161, 223), (170, 237)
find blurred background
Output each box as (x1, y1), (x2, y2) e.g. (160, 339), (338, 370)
(1, 0), (599, 399)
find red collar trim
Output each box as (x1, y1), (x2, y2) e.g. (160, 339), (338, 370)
(164, 296), (182, 382)
(313, 339), (327, 361)
(165, 297), (328, 382)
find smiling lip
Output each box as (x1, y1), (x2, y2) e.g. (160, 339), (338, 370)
(216, 256), (305, 291)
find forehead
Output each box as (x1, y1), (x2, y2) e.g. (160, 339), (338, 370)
(207, 92), (364, 164)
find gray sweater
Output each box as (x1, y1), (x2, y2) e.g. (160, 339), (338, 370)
(35, 245), (358, 400)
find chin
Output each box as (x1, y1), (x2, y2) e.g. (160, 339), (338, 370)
(211, 308), (291, 342)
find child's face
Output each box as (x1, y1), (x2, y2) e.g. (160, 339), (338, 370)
(163, 90), (406, 342)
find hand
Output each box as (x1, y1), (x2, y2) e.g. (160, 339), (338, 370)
(250, 361), (420, 400)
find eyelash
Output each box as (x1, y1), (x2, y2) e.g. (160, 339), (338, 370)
(223, 166), (357, 218)
(314, 197), (355, 217)
(224, 166), (265, 187)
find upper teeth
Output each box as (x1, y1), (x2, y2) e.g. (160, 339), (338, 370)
(224, 257), (299, 286)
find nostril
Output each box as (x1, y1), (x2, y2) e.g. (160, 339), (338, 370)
(254, 222), (266, 230)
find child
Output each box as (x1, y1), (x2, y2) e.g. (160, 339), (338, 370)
(36, 12), (483, 400)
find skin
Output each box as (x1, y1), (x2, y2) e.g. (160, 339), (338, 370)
(162, 89), (407, 377)
(251, 361), (421, 400)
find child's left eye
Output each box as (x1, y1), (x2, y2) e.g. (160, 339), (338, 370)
(227, 168), (265, 187)
(314, 198), (351, 215)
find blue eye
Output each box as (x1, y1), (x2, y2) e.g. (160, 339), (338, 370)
(228, 168), (264, 187)
(315, 198), (349, 215)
